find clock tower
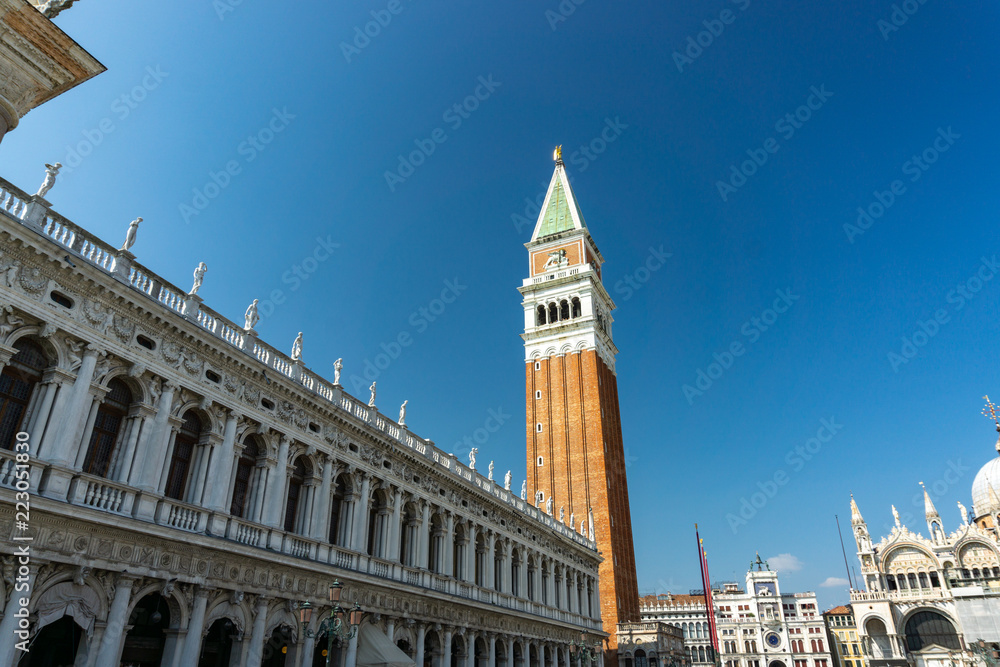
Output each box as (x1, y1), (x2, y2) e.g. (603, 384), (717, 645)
(519, 148), (640, 658)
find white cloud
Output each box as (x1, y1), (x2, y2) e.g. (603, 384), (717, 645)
(767, 553), (803, 573)
(820, 577), (850, 588)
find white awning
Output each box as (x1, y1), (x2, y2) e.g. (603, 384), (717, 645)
(357, 624), (416, 667)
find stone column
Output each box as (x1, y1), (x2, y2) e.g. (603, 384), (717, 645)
(465, 525), (476, 584)
(345, 622), (361, 667)
(416, 623), (427, 667)
(352, 472), (371, 552)
(132, 380), (177, 490)
(207, 411), (239, 511)
(489, 635), (497, 667)
(486, 533), (496, 591)
(387, 617), (395, 642)
(245, 597), (270, 667)
(264, 435), (292, 528)
(313, 455), (334, 541)
(45, 345), (100, 466)
(300, 633), (316, 667)
(444, 513), (455, 577)
(466, 631), (476, 667)
(444, 629), (453, 667)
(507, 637), (515, 667)
(94, 575), (136, 667)
(419, 501), (431, 569)
(388, 488), (403, 562)
(178, 587), (210, 665)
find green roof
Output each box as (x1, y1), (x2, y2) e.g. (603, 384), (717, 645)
(536, 173), (586, 238)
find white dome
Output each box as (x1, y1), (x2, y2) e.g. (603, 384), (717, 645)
(972, 455), (1000, 519)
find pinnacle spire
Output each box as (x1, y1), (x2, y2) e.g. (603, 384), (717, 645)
(530, 149), (588, 242)
(850, 494), (865, 525)
(920, 482), (940, 520)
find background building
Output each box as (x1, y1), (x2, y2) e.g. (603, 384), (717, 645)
(640, 561), (832, 667)
(822, 605), (866, 667)
(850, 425), (1000, 667)
(520, 152), (641, 663)
(0, 173), (604, 666)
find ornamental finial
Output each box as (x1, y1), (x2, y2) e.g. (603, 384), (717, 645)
(554, 145), (563, 163)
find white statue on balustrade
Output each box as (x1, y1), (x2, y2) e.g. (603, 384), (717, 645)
(520, 480), (527, 500)
(569, 512), (575, 531)
(559, 506), (565, 523)
(488, 461), (494, 481)
(468, 448), (478, 470)
(244, 299), (260, 331)
(399, 400), (407, 426)
(504, 470), (512, 491)
(189, 262), (207, 296)
(368, 381), (376, 407)
(291, 332), (303, 361)
(35, 162), (61, 198)
(333, 358), (343, 385)
(120, 217), (142, 252)
(545, 497), (553, 515)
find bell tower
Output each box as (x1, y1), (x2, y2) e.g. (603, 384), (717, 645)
(519, 148), (640, 656)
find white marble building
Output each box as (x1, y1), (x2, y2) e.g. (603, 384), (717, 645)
(640, 565), (831, 667)
(849, 424), (1000, 667)
(0, 174), (604, 666)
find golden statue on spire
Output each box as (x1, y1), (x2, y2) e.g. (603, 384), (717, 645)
(553, 145), (562, 163)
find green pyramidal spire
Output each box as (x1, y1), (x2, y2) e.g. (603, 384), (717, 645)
(531, 146), (588, 241)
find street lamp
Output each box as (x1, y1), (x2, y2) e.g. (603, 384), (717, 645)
(969, 639), (999, 667)
(299, 580), (364, 667)
(570, 634), (601, 666)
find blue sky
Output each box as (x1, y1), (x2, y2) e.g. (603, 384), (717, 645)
(3, 0), (999, 610)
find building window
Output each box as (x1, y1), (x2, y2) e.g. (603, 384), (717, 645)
(0, 339), (47, 449)
(164, 411), (201, 501)
(535, 361), (541, 371)
(230, 438), (261, 518)
(537, 456), (544, 466)
(283, 458), (308, 533)
(535, 390), (542, 399)
(536, 305), (546, 326)
(536, 423), (543, 432)
(82, 379), (133, 478)
(572, 297), (582, 318)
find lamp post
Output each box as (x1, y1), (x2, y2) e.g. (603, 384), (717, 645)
(969, 640), (999, 667)
(569, 634), (601, 667)
(299, 580), (364, 667)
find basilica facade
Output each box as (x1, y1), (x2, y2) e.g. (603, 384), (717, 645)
(0, 174), (604, 666)
(849, 425), (1000, 667)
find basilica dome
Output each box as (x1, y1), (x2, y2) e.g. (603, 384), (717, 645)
(972, 428), (1000, 519)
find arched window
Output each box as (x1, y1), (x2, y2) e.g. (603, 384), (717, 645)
(907, 573), (918, 589)
(283, 459), (307, 533)
(511, 548), (521, 596)
(973, 567), (982, 579)
(527, 556), (536, 601)
(428, 513), (444, 574)
(0, 339), (47, 449)
(548, 303), (558, 323)
(817, 640), (823, 652)
(559, 300), (570, 320)
(904, 611), (960, 651)
(400, 502), (418, 566)
(697, 647), (705, 663)
(82, 379), (132, 478)
(328, 475), (349, 546)
(571, 297), (581, 318)
(536, 306), (546, 326)
(811, 640), (817, 653)
(636, 650), (648, 667)
(164, 411), (200, 501)
(918, 572), (929, 589)
(886, 574), (897, 590)
(230, 438), (260, 518)
(929, 571), (940, 587)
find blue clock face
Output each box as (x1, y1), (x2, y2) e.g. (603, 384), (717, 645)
(766, 633), (781, 648)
